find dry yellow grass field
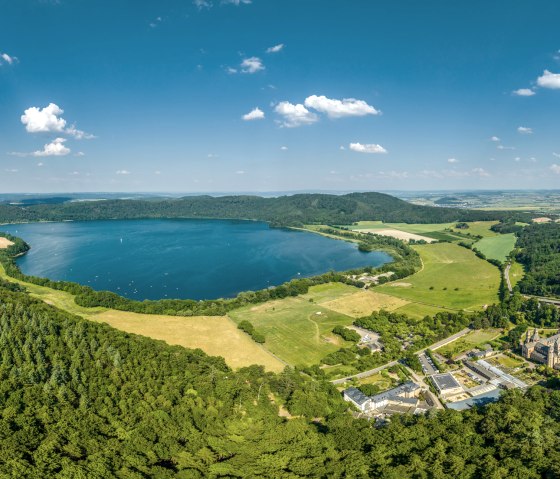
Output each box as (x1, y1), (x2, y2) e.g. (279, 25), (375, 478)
(92, 311), (286, 372)
(0, 238), (14, 249)
(354, 228), (435, 243)
(321, 290), (409, 318)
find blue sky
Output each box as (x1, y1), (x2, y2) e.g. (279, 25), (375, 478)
(1, 0), (560, 193)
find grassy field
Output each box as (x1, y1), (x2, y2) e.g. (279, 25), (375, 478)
(436, 328), (502, 358)
(473, 234), (516, 262)
(376, 243), (501, 311)
(349, 221), (455, 234)
(0, 263), (285, 372)
(320, 290), (410, 318)
(509, 261), (525, 287)
(228, 294), (356, 367)
(451, 221), (498, 238)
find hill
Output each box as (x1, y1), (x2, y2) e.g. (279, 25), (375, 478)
(0, 192), (530, 227)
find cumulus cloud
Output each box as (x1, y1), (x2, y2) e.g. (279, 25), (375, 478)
(304, 95), (379, 118)
(497, 145), (515, 150)
(517, 126), (533, 134)
(274, 102), (318, 128)
(490, 136), (500, 142)
(537, 70), (560, 89)
(447, 158), (459, 164)
(33, 138), (71, 157)
(551, 164), (560, 174)
(21, 103), (67, 133)
(193, 0), (212, 9)
(349, 142), (387, 154)
(242, 107), (265, 121)
(0, 53), (17, 65)
(280, 146), (288, 150)
(266, 44), (284, 53)
(116, 170), (130, 175)
(240, 57), (264, 73)
(21, 103), (94, 139)
(513, 88), (536, 96)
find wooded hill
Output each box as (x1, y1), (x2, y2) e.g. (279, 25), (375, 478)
(0, 192), (531, 227)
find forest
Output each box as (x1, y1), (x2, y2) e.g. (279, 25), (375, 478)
(0, 192), (532, 227)
(515, 222), (560, 297)
(1, 285), (560, 478)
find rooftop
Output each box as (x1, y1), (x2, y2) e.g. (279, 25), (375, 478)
(344, 387), (370, 406)
(431, 373), (462, 391)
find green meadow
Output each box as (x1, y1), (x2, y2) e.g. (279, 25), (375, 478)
(473, 233), (516, 262)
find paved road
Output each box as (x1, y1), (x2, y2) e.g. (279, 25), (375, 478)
(330, 328), (471, 385)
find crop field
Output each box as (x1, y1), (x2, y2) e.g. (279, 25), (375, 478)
(376, 243), (501, 311)
(228, 294), (356, 367)
(473, 233), (516, 262)
(0, 263), (284, 371)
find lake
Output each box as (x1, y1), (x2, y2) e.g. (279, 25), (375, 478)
(1, 219), (392, 300)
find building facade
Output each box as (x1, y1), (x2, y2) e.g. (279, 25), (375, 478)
(522, 329), (560, 369)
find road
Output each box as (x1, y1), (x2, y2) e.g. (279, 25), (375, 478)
(504, 262), (513, 293)
(330, 328), (471, 385)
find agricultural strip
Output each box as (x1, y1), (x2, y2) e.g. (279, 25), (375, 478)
(376, 243), (500, 311)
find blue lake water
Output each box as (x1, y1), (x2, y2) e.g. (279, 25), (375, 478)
(1, 219), (391, 300)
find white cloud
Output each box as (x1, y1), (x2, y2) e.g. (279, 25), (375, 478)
(553, 152), (560, 158)
(497, 145), (515, 150)
(226, 67), (238, 74)
(155, 170), (161, 175)
(193, 0), (212, 9)
(116, 170), (130, 175)
(377, 170), (408, 180)
(223, 0), (251, 4)
(240, 57), (264, 74)
(490, 136), (500, 142)
(74, 151), (85, 157)
(33, 138), (71, 157)
(304, 95), (379, 118)
(280, 146), (288, 150)
(5, 168), (18, 173)
(537, 70), (560, 89)
(472, 167), (490, 177)
(513, 88), (536, 97)
(235, 170), (245, 174)
(21, 103), (94, 139)
(242, 107), (265, 121)
(551, 164), (560, 174)
(266, 44), (284, 53)
(514, 157), (521, 162)
(349, 142), (387, 154)
(22, 103), (66, 133)
(517, 126), (533, 134)
(0, 53), (17, 65)
(447, 158), (459, 164)
(339, 145), (346, 150)
(274, 101), (318, 127)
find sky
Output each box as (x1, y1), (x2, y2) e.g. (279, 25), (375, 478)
(1, 0), (560, 193)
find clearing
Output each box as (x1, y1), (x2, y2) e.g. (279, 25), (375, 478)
(376, 243), (500, 311)
(0, 263), (284, 372)
(473, 233), (516, 262)
(0, 238), (14, 249)
(509, 261), (525, 287)
(354, 228), (436, 243)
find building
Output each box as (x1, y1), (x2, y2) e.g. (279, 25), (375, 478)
(430, 373), (463, 398)
(464, 360), (499, 381)
(522, 329), (560, 369)
(343, 387), (371, 412)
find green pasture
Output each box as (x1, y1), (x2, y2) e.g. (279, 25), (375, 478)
(509, 261), (525, 287)
(473, 234), (516, 262)
(436, 328), (502, 358)
(376, 243), (501, 311)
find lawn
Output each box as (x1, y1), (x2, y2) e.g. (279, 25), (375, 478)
(376, 243), (501, 311)
(473, 233), (516, 262)
(436, 328), (502, 358)
(0, 263), (285, 372)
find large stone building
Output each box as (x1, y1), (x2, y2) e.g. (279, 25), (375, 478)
(522, 328), (560, 369)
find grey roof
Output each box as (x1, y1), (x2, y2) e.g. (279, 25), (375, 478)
(344, 387), (370, 406)
(445, 388), (502, 411)
(371, 381), (420, 403)
(431, 373), (461, 391)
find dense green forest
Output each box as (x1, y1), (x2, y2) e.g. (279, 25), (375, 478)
(0, 192), (531, 227)
(515, 222), (560, 297)
(1, 285), (560, 477)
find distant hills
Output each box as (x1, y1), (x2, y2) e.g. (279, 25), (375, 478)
(0, 192), (531, 226)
